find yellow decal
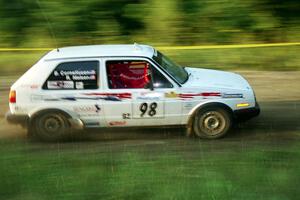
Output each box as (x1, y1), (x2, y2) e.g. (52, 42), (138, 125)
(165, 92), (178, 98)
(237, 103), (250, 108)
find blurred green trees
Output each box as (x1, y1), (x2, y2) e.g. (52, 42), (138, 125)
(0, 0), (299, 47)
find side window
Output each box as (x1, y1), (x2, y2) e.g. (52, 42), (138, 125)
(106, 60), (151, 89)
(43, 61), (99, 90)
(106, 60), (173, 89)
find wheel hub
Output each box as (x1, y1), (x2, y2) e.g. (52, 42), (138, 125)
(204, 116), (220, 130)
(200, 111), (226, 136)
(44, 117), (61, 132)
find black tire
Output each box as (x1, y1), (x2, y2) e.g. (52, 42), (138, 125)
(31, 111), (71, 142)
(193, 107), (232, 139)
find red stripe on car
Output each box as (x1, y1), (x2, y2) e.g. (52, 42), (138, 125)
(179, 92), (221, 99)
(84, 93), (132, 99)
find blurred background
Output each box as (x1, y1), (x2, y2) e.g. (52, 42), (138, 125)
(1, 0), (300, 46)
(0, 0), (300, 75)
(1, 1), (300, 199)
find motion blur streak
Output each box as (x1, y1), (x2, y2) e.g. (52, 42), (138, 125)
(1, 42), (300, 52)
(157, 42), (300, 50)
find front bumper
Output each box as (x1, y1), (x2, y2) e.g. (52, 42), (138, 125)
(5, 111), (29, 126)
(233, 103), (260, 122)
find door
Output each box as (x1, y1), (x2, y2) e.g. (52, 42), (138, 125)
(102, 58), (182, 127)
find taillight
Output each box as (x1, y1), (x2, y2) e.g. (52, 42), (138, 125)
(9, 90), (16, 103)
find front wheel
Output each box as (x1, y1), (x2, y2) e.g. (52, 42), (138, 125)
(31, 111), (71, 142)
(193, 107), (232, 139)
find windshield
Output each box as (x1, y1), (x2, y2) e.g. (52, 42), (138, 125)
(153, 51), (188, 84)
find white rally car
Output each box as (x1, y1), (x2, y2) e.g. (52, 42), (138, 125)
(6, 44), (260, 141)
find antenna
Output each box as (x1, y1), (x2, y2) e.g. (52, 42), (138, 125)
(35, 0), (59, 52)
(133, 42), (142, 51)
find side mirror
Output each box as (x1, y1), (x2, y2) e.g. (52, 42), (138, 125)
(144, 82), (154, 90)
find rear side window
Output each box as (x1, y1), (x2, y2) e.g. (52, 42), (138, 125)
(43, 61), (99, 90)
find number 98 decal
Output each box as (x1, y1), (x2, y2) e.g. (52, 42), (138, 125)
(140, 102), (158, 117)
(133, 101), (163, 119)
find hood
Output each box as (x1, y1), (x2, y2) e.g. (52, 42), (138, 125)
(183, 67), (251, 91)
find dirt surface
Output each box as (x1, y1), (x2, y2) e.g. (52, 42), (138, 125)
(236, 71), (300, 102)
(1, 71), (300, 199)
(1, 71), (300, 140)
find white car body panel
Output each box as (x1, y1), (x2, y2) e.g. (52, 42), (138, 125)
(8, 44), (258, 129)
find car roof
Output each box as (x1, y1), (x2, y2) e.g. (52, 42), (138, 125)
(43, 44), (155, 60)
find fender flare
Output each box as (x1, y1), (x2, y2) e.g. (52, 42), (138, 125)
(186, 102), (233, 136)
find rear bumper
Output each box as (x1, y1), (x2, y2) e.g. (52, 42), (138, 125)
(5, 111), (29, 126)
(233, 103), (260, 122)
(6, 110), (84, 130)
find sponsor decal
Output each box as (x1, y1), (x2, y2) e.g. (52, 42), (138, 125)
(138, 92), (162, 101)
(222, 93), (244, 98)
(72, 75), (96, 81)
(47, 81), (74, 89)
(75, 82), (84, 89)
(165, 91), (179, 98)
(31, 95), (60, 102)
(73, 104), (101, 114)
(95, 104), (101, 113)
(20, 84), (40, 89)
(54, 70), (97, 81)
(122, 113), (131, 119)
(109, 121), (127, 126)
(55, 70), (96, 76)
(137, 96), (160, 101)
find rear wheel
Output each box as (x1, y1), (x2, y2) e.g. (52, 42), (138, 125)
(193, 107), (232, 139)
(31, 111), (70, 142)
